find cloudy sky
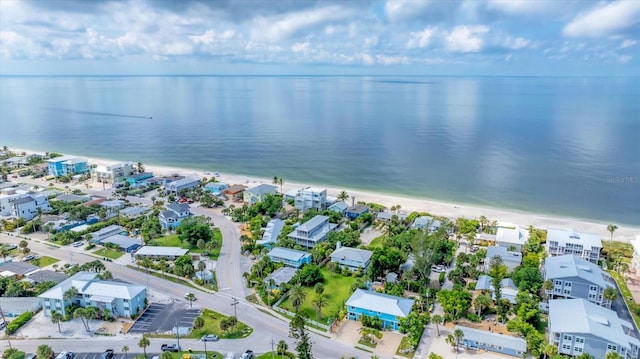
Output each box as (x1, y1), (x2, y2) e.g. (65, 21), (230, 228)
(1, 0), (638, 75)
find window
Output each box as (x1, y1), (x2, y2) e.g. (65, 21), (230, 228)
(574, 347), (583, 353)
(563, 335), (573, 341)
(607, 344), (618, 351)
(565, 282), (572, 287)
(575, 337), (584, 344)
(589, 285), (597, 291)
(555, 280), (562, 286)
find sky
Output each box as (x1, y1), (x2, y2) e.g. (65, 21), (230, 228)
(0, 0), (639, 76)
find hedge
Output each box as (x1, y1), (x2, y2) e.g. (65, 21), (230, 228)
(7, 311), (33, 334)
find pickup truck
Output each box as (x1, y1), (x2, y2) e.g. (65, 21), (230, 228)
(99, 350), (114, 359)
(161, 344), (181, 352)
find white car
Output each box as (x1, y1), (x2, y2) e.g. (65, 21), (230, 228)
(431, 265), (446, 273)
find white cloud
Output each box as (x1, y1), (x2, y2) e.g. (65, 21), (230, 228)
(563, 0), (640, 38)
(291, 42), (310, 53)
(619, 39), (637, 49)
(445, 25), (489, 53)
(501, 36), (531, 50)
(618, 55), (632, 63)
(486, 0), (558, 16)
(406, 27), (437, 49)
(376, 55), (409, 65)
(385, 0), (433, 22)
(361, 53), (374, 65)
(251, 6), (353, 42)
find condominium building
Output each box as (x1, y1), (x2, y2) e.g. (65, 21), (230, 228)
(546, 228), (602, 263)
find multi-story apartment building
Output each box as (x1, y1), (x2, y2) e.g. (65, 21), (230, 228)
(93, 162), (135, 183)
(47, 156), (89, 177)
(549, 299), (640, 358)
(544, 254), (614, 307)
(546, 228), (602, 263)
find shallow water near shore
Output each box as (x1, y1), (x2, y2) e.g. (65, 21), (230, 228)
(1, 75), (638, 225)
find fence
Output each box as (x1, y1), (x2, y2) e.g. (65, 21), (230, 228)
(272, 291), (331, 331)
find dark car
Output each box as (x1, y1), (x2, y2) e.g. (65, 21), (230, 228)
(100, 350), (114, 359)
(241, 350), (254, 359)
(161, 344), (181, 352)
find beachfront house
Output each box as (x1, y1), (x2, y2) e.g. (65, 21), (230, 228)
(243, 184), (277, 205)
(475, 275), (519, 304)
(268, 247), (312, 268)
(255, 219), (284, 248)
(485, 246), (522, 273)
(376, 212), (409, 223)
(346, 289), (414, 330)
(543, 254), (615, 307)
(496, 226), (529, 252)
(632, 235), (640, 275)
(327, 201), (348, 215)
(549, 299), (640, 358)
(47, 156), (89, 177)
(287, 215), (337, 248)
(546, 228), (602, 264)
(345, 204), (370, 220)
(224, 185), (247, 201)
(455, 325), (527, 357)
(159, 203), (191, 229)
(330, 244), (373, 271)
(39, 271), (146, 318)
(165, 176), (201, 194)
(126, 172), (154, 186)
(412, 216), (441, 232)
(204, 182), (229, 196)
(263, 267), (298, 289)
(92, 162), (135, 183)
(294, 187), (327, 212)
(134, 246), (188, 260)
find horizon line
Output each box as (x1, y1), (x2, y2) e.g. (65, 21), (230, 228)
(1, 74), (639, 78)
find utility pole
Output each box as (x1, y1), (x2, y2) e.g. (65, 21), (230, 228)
(271, 339), (275, 359)
(231, 297), (239, 318)
(175, 320), (180, 349)
(0, 304), (11, 349)
(203, 337), (208, 359)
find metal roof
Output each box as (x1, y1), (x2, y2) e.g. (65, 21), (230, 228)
(346, 289), (414, 317)
(456, 325), (527, 352)
(268, 247), (311, 262)
(544, 254), (612, 289)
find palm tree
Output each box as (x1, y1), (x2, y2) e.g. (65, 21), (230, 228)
(607, 224), (618, 242)
(337, 191), (349, 202)
(604, 287), (617, 304)
(479, 215), (487, 231)
(74, 308), (89, 332)
(313, 293), (328, 321)
(289, 284), (307, 313)
(278, 177), (284, 194)
(36, 344), (54, 359)
(63, 287), (78, 306)
(431, 314), (443, 336)
(541, 343), (558, 359)
(185, 293), (196, 308)
(51, 310), (63, 333)
(122, 346), (129, 359)
(453, 328), (464, 352)
(138, 336), (150, 359)
(84, 306), (98, 331)
(136, 162), (145, 173)
(0, 245), (9, 263)
(277, 340), (288, 358)
(272, 176), (280, 192)
(198, 261), (207, 281)
(606, 352), (622, 359)
(445, 334), (457, 352)
(473, 294), (492, 316)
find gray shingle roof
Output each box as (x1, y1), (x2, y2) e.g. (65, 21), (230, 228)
(346, 289), (414, 317)
(12, 196), (35, 205)
(346, 204), (369, 214)
(247, 184), (277, 196)
(0, 261), (39, 276)
(456, 325), (527, 352)
(544, 254), (612, 289)
(264, 267), (298, 286)
(268, 247), (311, 262)
(549, 299), (640, 349)
(330, 247), (373, 264)
(167, 202), (190, 213)
(297, 215), (330, 232)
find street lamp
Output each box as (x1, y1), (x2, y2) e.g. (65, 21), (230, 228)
(175, 320), (181, 349)
(203, 338), (208, 359)
(231, 297), (239, 318)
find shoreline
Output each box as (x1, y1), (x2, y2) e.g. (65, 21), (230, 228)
(9, 147), (640, 241)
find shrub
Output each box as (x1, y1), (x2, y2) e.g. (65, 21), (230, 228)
(468, 282), (476, 290)
(7, 311), (33, 334)
(85, 243), (96, 250)
(466, 313), (481, 322)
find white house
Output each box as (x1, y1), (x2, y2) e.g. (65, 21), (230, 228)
(496, 226), (529, 252)
(546, 228), (602, 264)
(294, 187), (327, 212)
(6, 194), (50, 220)
(93, 162), (135, 183)
(39, 271), (146, 318)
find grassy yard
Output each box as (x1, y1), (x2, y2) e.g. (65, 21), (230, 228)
(151, 229), (222, 259)
(256, 353), (295, 359)
(395, 336), (416, 358)
(93, 247), (124, 259)
(368, 236), (385, 249)
(278, 268), (357, 323)
(33, 256), (59, 267)
(609, 271), (640, 328)
(190, 309), (253, 339)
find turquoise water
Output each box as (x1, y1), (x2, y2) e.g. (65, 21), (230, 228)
(1, 76), (638, 225)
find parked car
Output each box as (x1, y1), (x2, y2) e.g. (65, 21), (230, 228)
(470, 245), (480, 252)
(99, 350), (114, 359)
(201, 334), (219, 342)
(72, 241), (84, 247)
(55, 352), (74, 359)
(224, 353), (236, 359)
(240, 350), (254, 359)
(23, 255), (36, 261)
(431, 265), (446, 273)
(0, 321), (7, 330)
(5, 244), (17, 250)
(161, 344), (181, 352)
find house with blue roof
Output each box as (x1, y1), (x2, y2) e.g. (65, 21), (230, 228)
(243, 184), (277, 205)
(330, 244), (373, 271)
(159, 203), (191, 229)
(287, 215), (337, 248)
(99, 234), (142, 253)
(345, 204), (370, 220)
(47, 156), (89, 177)
(543, 254), (615, 307)
(204, 182), (229, 195)
(126, 172), (154, 186)
(456, 325), (527, 357)
(346, 289), (414, 330)
(327, 201), (348, 215)
(256, 219), (284, 248)
(268, 247), (312, 268)
(549, 299), (640, 358)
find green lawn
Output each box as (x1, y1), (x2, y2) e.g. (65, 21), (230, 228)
(609, 271), (640, 328)
(190, 309), (253, 339)
(395, 336), (416, 358)
(256, 353), (295, 359)
(278, 268), (357, 323)
(151, 229), (222, 259)
(132, 352), (223, 359)
(368, 236), (385, 249)
(93, 248), (124, 259)
(33, 256), (59, 267)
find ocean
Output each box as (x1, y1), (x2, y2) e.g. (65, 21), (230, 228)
(1, 75), (638, 225)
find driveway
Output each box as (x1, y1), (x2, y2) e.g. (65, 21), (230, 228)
(374, 331), (403, 358)
(331, 319), (361, 346)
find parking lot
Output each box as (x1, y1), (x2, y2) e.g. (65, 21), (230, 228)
(128, 302), (201, 334)
(70, 353), (160, 359)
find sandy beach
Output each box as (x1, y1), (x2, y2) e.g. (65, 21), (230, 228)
(10, 147), (640, 241)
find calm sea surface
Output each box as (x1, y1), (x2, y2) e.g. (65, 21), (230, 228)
(1, 76), (639, 225)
